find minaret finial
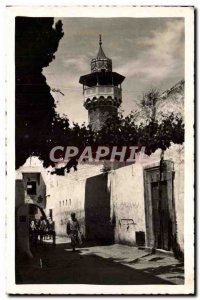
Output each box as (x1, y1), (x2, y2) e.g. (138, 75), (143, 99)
(99, 34), (102, 46)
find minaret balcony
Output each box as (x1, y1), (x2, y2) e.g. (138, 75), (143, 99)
(84, 85), (122, 101)
(83, 85), (122, 110)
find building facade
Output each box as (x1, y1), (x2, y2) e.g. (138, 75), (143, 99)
(44, 143), (184, 256)
(15, 162), (47, 257)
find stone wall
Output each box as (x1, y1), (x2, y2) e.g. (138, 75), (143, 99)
(88, 106), (117, 131)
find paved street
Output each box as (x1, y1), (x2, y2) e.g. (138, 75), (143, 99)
(16, 237), (184, 285)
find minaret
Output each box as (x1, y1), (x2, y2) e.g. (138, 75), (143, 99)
(79, 35), (125, 131)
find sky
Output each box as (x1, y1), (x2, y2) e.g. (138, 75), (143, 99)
(43, 17), (184, 125)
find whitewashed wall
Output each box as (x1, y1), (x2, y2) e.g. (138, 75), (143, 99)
(45, 162), (104, 236)
(108, 144), (184, 252)
(108, 164), (146, 245)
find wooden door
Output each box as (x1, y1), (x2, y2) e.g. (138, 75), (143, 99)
(151, 181), (172, 250)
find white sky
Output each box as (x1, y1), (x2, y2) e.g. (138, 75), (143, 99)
(43, 17), (184, 125)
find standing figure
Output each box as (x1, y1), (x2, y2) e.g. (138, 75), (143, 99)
(48, 217), (56, 244)
(67, 213), (81, 252)
(29, 219), (36, 244)
(40, 217), (48, 241)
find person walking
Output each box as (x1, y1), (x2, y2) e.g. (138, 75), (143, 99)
(67, 213), (81, 252)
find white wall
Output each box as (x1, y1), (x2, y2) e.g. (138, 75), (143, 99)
(108, 164), (146, 245)
(164, 144), (184, 251)
(45, 161), (104, 236)
(109, 144), (184, 252)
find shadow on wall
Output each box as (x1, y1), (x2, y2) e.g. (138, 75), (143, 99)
(16, 179), (25, 207)
(85, 173), (114, 244)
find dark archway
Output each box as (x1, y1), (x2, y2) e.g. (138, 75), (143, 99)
(15, 203), (47, 258)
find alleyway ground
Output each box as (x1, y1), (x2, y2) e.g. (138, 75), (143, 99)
(16, 237), (184, 285)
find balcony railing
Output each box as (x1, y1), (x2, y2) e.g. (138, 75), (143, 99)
(84, 85), (121, 99)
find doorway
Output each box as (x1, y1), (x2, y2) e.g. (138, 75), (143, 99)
(151, 181), (172, 250)
(85, 173), (114, 244)
(144, 161), (176, 251)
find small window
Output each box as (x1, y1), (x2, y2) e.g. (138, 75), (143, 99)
(59, 201), (61, 207)
(69, 199), (71, 205)
(27, 181), (36, 195)
(66, 199), (67, 205)
(63, 200), (64, 206)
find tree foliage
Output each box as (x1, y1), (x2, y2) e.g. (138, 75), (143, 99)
(140, 87), (160, 120)
(96, 113), (184, 155)
(15, 17), (64, 168)
(40, 112), (184, 171)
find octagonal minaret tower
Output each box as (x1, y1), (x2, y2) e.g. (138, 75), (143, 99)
(79, 35), (125, 131)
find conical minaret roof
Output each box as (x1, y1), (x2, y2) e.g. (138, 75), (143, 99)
(96, 35), (107, 59)
(91, 35), (112, 73)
